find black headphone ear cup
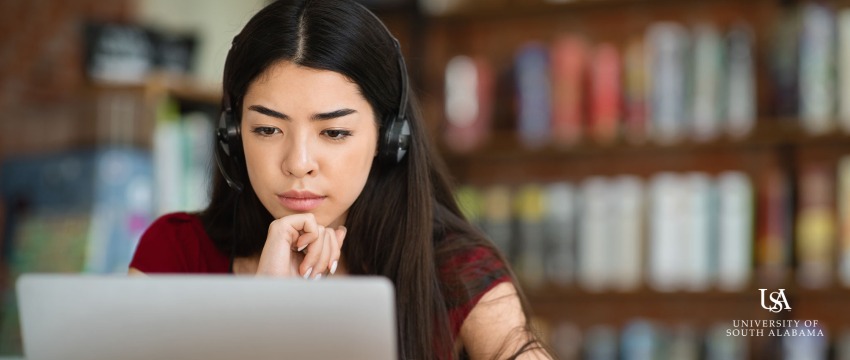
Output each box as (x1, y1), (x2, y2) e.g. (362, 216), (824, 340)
(382, 115), (410, 163)
(216, 109), (244, 192)
(217, 111), (233, 156)
(219, 110), (241, 157)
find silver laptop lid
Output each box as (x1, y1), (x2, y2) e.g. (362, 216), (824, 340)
(17, 274), (397, 360)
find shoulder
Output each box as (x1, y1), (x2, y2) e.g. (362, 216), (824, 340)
(461, 282), (550, 359)
(438, 237), (512, 340)
(130, 212), (228, 273)
(437, 235), (510, 291)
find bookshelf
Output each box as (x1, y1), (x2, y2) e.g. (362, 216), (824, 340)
(415, 0), (850, 357)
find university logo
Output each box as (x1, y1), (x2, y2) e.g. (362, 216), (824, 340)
(759, 289), (791, 313)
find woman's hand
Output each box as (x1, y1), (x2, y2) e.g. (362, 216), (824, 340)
(255, 213), (346, 278)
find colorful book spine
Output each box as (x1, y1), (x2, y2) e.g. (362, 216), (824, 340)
(839, 9), (850, 131)
(648, 172), (684, 291)
(757, 168), (793, 286)
(578, 177), (611, 292)
(683, 173), (713, 292)
(481, 185), (514, 261)
(543, 182), (576, 287)
(454, 185), (483, 229)
(691, 23), (724, 142)
(839, 156), (850, 286)
(624, 36), (648, 144)
(800, 3), (837, 134)
(514, 184), (547, 290)
(668, 325), (700, 360)
(716, 171), (754, 291)
(182, 112), (214, 212)
(769, 6), (801, 118)
(583, 325), (618, 360)
(611, 176), (643, 291)
(620, 320), (660, 360)
(705, 323), (749, 360)
(590, 43), (622, 144)
(726, 23), (757, 139)
(796, 164), (836, 288)
(444, 55), (493, 153)
(550, 35), (588, 147)
(646, 22), (690, 144)
(781, 324), (828, 360)
(515, 43), (552, 149)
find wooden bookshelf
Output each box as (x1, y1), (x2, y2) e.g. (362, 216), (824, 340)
(415, 0), (850, 356)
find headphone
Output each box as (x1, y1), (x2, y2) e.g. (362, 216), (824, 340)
(215, 34), (412, 193)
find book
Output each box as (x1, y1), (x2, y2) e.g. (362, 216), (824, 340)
(769, 6), (801, 118)
(716, 171), (754, 291)
(583, 325), (618, 360)
(757, 168), (793, 286)
(839, 9), (850, 131)
(153, 101), (214, 215)
(543, 182), (576, 287)
(648, 172), (685, 291)
(514, 184), (547, 290)
(781, 323), (828, 360)
(481, 185), (514, 261)
(515, 43), (552, 149)
(800, 3), (837, 135)
(682, 172), (713, 292)
(838, 156), (850, 286)
(549, 321), (582, 360)
(610, 176), (643, 291)
(550, 35), (589, 147)
(668, 325), (699, 360)
(796, 164), (836, 288)
(181, 112), (214, 212)
(705, 322), (749, 360)
(836, 328), (850, 360)
(578, 177), (612, 291)
(620, 319), (660, 360)
(454, 185), (483, 229)
(691, 23), (724, 142)
(590, 43), (621, 144)
(726, 23), (757, 139)
(645, 22), (691, 144)
(444, 55), (493, 153)
(624, 36), (648, 144)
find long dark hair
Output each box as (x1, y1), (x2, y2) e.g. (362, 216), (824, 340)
(199, 0), (547, 358)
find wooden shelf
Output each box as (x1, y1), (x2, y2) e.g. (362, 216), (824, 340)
(526, 284), (850, 331)
(428, 0), (776, 21)
(441, 121), (850, 162)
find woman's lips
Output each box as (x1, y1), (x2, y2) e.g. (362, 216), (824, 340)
(278, 191), (325, 212)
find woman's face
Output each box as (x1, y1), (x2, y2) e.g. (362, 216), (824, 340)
(241, 61), (379, 228)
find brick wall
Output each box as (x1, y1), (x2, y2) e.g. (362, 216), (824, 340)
(0, 0), (133, 158)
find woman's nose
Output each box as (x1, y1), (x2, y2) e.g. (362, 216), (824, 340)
(282, 136), (317, 177)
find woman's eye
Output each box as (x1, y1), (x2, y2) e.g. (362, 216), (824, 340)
(252, 127), (280, 136)
(323, 129), (352, 140)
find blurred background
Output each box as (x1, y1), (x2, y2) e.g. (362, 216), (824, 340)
(3, 0), (850, 358)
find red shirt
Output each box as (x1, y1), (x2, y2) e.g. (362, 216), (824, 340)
(130, 212), (510, 343)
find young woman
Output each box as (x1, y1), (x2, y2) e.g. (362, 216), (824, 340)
(129, 0), (552, 358)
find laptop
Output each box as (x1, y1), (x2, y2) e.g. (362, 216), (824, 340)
(17, 274), (397, 360)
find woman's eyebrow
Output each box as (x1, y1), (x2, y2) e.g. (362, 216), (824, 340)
(311, 108), (357, 121)
(247, 105), (356, 121)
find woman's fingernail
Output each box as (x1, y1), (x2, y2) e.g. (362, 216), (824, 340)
(331, 261), (338, 275)
(315, 273), (322, 280)
(297, 244), (308, 252)
(303, 267), (313, 279)
(340, 226), (347, 235)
